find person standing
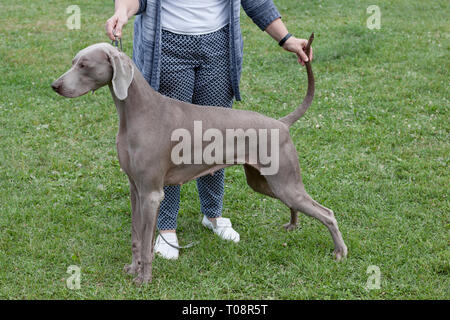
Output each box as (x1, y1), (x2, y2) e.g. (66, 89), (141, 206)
(106, 0), (313, 260)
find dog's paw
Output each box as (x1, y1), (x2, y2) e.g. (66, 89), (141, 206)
(283, 222), (298, 231)
(133, 274), (151, 286)
(123, 263), (140, 275)
(333, 245), (348, 261)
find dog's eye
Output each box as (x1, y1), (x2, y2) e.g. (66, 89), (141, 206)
(79, 62), (85, 68)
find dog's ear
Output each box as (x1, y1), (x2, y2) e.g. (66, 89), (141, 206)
(108, 51), (134, 100)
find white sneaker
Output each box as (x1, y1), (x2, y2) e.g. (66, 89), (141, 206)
(154, 233), (179, 260)
(202, 216), (240, 243)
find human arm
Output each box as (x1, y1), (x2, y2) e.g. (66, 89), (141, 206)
(241, 0), (313, 66)
(264, 18), (313, 66)
(105, 0), (145, 40)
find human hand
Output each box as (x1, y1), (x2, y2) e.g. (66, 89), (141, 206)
(282, 37), (314, 66)
(105, 10), (129, 41)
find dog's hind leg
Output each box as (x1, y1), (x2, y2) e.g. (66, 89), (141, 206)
(283, 190), (347, 260)
(303, 196), (347, 260)
(283, 209), (298, 231)
(263, 150), (347, 259)
(245, 164), (299, 231)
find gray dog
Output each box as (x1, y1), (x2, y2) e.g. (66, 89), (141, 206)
(52, 34), (347, 285)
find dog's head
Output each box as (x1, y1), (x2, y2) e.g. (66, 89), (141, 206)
(51, 43), (134, 100)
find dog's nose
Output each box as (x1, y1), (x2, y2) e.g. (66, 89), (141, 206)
(51, 81), (60, 92)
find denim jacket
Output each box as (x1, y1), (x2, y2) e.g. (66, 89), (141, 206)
(132, 0), (281, 101)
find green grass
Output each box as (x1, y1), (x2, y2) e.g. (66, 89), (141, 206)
(0, 0), (448, 299)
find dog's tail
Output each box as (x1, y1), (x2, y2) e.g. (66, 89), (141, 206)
(279, 33), (315, 127)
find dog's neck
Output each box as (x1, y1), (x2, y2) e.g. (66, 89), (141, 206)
(108, 66), (164, 130)
(109, 66), (152, 106)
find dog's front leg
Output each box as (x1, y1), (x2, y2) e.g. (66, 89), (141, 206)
(134, 188), (164, 285)
(124, 179), (141, 275)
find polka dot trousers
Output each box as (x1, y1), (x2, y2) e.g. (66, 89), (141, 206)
(157, 25), (234, 230)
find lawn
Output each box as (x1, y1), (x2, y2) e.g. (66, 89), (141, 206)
(0, 0), (448, 299)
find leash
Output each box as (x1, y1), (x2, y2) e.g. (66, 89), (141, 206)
(111, 29), (123, 51)
(159, 232), (198, 250)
